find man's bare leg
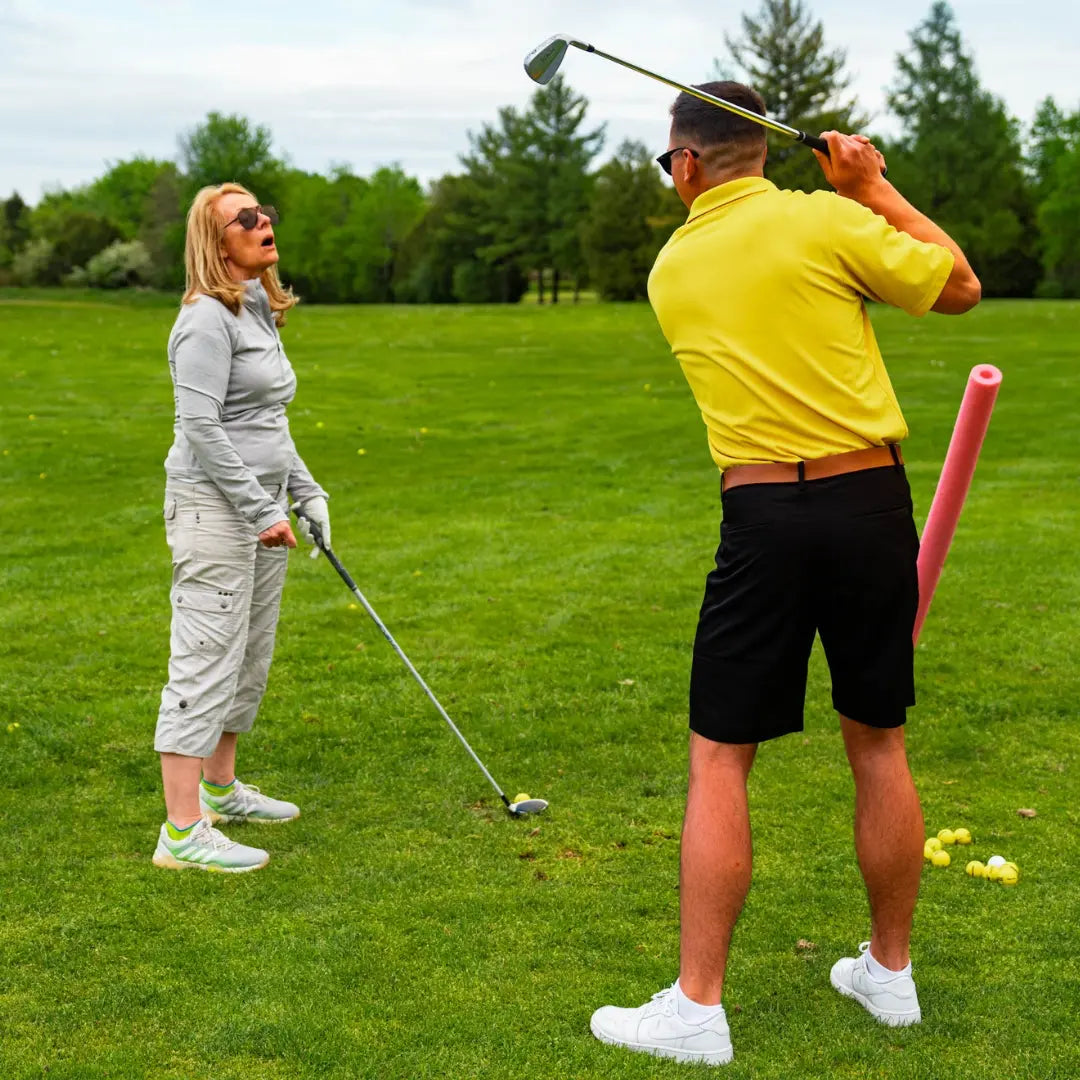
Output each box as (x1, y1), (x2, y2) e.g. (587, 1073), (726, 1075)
(840, 716), (923, 969)
(678, 733), (758, 1005)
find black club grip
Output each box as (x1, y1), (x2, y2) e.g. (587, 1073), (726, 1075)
(800, 131), (830, 154)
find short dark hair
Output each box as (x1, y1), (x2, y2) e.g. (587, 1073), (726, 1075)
(670, 81), (767, 152)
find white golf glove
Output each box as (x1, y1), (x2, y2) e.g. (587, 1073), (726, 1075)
(295, 496), (331, 559)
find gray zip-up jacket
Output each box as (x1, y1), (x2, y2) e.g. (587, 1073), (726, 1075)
(164, 280), (326, 534)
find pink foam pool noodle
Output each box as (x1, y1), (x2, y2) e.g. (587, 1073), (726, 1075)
(913, 364), (1002, 645)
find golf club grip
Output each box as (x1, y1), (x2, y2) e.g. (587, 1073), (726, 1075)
(800, 132), (830, 155)
(290, 504), (359, 590)
(800, 131), (888, 176)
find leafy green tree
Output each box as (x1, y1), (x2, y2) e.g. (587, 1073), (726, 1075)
(1027, 98), (1078, 203)
(885, 1), (1040, 297)
(85, 158), (175, 239)
(348, 166), (427, 302)
(26, 193), (122, 282)
(1037, 147), (1080, 296)
(1029, 102), (1080, 297)
(276, 166), (425, 303)
(179, 112), (285, 204)
(725, 0), (865, 192)
(138, 163), (186, 290)
(393, 174), (526, 304)
(582, 141), (684, 300)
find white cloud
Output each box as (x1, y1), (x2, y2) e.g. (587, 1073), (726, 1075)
(2, 0), (1077, 202)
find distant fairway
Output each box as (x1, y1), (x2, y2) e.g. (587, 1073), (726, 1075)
(1, 293), (1077, 1079)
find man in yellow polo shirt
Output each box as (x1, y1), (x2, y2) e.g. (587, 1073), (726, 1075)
(590, 83), (981, 1066)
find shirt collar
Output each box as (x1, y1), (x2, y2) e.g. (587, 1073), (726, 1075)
(685, 176), (775, 223)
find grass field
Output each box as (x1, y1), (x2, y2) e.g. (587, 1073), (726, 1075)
(1, 292), (1078, 1079)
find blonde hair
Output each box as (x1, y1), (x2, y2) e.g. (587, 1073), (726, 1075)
(182, 182), (298, 327)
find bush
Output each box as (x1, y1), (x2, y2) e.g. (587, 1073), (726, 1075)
(11, 238), (60, 285)
(81, 240), (153, 288)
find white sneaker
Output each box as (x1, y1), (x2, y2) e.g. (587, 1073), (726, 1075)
(199, 778), (300, 824)
(830, 942), (921, 1027)
(152, 815), (269, 873)
(590, 985), (734, 1066)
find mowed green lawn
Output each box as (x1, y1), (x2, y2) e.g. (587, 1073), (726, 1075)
(1, 292), (1078, 1080)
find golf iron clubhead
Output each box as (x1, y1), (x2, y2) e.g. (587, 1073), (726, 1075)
(291, 505), (548, 818)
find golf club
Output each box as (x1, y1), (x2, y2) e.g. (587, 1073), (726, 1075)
(292, 505), (548, 818)
(524, 33), (830, 155)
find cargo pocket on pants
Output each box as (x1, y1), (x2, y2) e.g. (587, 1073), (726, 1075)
(173, 585), (242, 653)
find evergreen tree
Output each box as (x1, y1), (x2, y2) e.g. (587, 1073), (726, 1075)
(2, 192), (31, 253)
(462, 76), (603, 303)
(725, 0), (864, 192)
(526, 76), (605, 301)
(885, 1), (1040, 297)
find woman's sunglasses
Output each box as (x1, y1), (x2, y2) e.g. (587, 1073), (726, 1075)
(656, 147), (700, 176)
(224, 205), (279, 230)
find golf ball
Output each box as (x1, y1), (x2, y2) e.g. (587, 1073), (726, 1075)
(931, 850), (950, 868)
(937, 828), (956, 845)
(513, 793), (531, 804)
(998, 866), (1019, 886)
(965, 860), (985, 877)
(987, 855), (1006, 868)
(925, 836), (943, 853)
(953, 828), (972, 844)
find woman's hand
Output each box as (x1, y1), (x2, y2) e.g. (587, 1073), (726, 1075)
(259, 521), (297, 548)
(294, 496), (331, 559)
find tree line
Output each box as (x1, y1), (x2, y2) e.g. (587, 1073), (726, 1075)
(2, 1), (1078, 303)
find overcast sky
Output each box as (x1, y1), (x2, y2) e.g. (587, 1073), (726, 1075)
(2, 0), (1078, 205)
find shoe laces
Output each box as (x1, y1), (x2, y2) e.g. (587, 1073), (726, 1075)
(191, 814), (237, 851)
(233, 779), (266, 810)
(644, 985), (678, 1018)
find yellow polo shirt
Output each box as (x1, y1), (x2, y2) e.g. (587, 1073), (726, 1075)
(647, 177), (954, 471)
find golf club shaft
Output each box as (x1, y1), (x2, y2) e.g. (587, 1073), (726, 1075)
(566, 39), (828, 154)
(292, 506), (512, 808)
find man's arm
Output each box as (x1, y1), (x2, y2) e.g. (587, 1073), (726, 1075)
(814, 131), (981, 315)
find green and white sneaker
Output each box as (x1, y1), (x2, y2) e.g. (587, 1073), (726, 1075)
(199, 777), (300, 824)
(152, 815), (269, 873)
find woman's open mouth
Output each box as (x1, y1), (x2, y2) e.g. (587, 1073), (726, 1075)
(261, 235), (276, 248)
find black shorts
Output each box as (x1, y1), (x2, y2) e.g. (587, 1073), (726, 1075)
(690, 466), (919, 744)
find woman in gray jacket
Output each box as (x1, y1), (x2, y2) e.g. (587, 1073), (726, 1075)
(152, 183), (328, 873)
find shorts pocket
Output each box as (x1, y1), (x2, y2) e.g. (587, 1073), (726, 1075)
(172, 585), (242, 653)
(164, 498), (177, 521)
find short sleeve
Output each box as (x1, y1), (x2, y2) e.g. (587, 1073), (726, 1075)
(829, 196), (954, 317)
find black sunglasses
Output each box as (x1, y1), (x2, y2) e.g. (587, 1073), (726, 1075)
(656, 147), (700, 176)
(224, 205), (279, 230)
